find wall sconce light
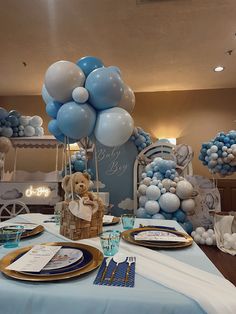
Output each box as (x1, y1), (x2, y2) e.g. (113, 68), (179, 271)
(68, 143), (80, 151)
(157, 138), (177, 145)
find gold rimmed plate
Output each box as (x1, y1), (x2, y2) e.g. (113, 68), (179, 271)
(0, 242), (103, 282)
(103, 217), (120, 226)
(121, 227), (193, 249)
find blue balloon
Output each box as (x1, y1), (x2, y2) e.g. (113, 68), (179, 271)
(160, 210), (173, 219)
(46, 101), (62, 118)
(173, 209), (186, 223)
(85, 67), (124, 110)
(136, 208), (149, 218)
(42, 84), (54, 105)
(77, 56), (104, 77)
(55, 134), (77, 144)
(57, 102), (96, 140)
(107, 66), (121, 76)
(7, 115), (19, 127)
(182, 221), (193, 234)
(0, 107), (8, 120)
(9, 110), (21, 118)
(48, 119), (61, 136)
(74, 159), (85, 172)
(1, 127), (13, 138)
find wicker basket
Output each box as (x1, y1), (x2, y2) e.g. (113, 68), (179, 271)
(60, 199), (104, 240)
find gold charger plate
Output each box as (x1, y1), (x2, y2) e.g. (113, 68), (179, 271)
(103, 217), (120, 226)
(21, 224), (44, 239)
(0, 242), (103, 282)
(121, 227), (193, 249)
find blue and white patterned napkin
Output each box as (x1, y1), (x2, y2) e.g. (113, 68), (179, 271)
(94, 257), (135, 288)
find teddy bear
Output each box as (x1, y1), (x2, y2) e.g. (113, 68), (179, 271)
(60, 172), (104, 240)
(61, 171), (104, 217)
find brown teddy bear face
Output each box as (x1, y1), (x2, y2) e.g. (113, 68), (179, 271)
(62, 172), (90, 196)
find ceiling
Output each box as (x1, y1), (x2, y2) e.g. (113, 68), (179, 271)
(1, 0), (236, 95)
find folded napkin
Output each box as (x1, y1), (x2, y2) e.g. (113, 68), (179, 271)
(94, 257), (135, 288)
(21, 214), (236, 314)
(214, 214), (236, 256)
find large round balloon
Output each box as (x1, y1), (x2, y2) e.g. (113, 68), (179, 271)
(42, 84), (54, 105)
(118, 84), (135, 114)
(57, 102), (96, 140)
(159, 192), (180, 213)
(48, 119), (61, 136)
(0, 137), (12, 153)
(94, 107), (134, 147)
(85, 67), (124, 110)
(46, 101), (62, 118)
(45, 61), (85, 103)
(76, 56), (104, 77)
(0, 108), (8, 120)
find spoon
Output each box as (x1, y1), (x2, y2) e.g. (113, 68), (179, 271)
(109, 254), (126, 284)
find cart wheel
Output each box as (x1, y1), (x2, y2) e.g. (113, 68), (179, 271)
(0, 201), (30, 221)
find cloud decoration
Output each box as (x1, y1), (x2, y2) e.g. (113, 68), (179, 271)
(1, 188), (23, 200)
(118, 198), (134, 210)
(93, 180), (106, 189)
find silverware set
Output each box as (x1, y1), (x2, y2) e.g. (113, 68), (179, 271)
(99, 256), (136, 286)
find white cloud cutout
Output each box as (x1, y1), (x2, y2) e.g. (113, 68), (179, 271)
(118, 198), (134, 210)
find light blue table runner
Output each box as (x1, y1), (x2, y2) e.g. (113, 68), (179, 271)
(0, 217), (221, 314)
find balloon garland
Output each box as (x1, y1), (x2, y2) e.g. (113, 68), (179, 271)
(137, 157), (194, 233)
(43, 56), (135, 147)
(199, 130), (236, 176)
(0, 108), (44, 138)
(131, 127), (153, 152)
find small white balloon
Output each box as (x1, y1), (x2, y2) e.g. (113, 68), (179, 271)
(206, 237), (213, 246)
(143, 177), (152, 186)
(222, 146), (228, 151)
(223, 240), (231, 249)
(139, 195), (148, 207)
(207, 229), (214, 236)
(194, 234), (201, 243)
(181, 198), (195, 213)
(195, 227), (205, 235)
(169, 187), (176, 193)
(191, 231), (196, 237)
(72, 87), (89, 103)
(29, 116), (43, 127)
(200, 238), (206, 245)
(24, 125), (35, 137)
(19, 116), (30, 126)
(138, 184), (147, 195)
(223, 233), (231, 241)
(202, 232), (209, 240)
(210, 145), (218, 153)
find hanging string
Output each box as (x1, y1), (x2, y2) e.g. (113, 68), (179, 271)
(94, 144), (99, 197)
(67, 137), (74, 202)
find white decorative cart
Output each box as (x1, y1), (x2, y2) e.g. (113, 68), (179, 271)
(0, 136), (63, 220)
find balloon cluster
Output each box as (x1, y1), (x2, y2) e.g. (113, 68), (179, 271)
(136, 157), (194, 233)
(199, 130), (236, 176)
(191, 227), (216, 246)
(42, 56), (135, 147)
(62, 148), (94, 179)
(131, 127), (152, 152)
(222, 233), (236, 250)
(0, 108), (44, 138)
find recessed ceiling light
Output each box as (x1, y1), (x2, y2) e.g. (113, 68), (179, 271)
(214, 66), (224, 72)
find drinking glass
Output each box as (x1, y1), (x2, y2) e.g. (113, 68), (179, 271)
(121, 214), (135, 230)
(99, 230), (121, 256)
(0, 225), (24, 248)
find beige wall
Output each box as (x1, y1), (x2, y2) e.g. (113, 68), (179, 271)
(134, 88), (236, 178)
(1, 88), (236, 178)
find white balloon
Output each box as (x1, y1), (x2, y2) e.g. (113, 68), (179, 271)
(19, 116), (30, 126)
(159, 192), (180, 213)
(34, 126), (44, 136)
(200, 238), (205, 245)
(146, 186), (161, 201)
(195, 227), (205, 235)
(143, 177), (152, 186)
(29, 116), (43, 127)
(202, 232), (209, 240)
(223, 240), (231, 249)
(45, 60), (85, 103)
(138, 184), (147, 195)
(176, 180), (193, 199)
(24, 125), (35, 137)
(194, 234), (201, 243)
(206, 237), (213, 245)
(162, 179), (172, 191)
(72, 87), (89, 103)
(117, 84), (135, 114)
(181, 198), (195, 213)
(139, 195), (147, 207)
(207, 229), (214, 236)
(191, 231), (196, 237)
(94, 107), (134, 147)
(145, 200), (160, 215)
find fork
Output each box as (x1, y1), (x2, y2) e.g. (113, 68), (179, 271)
(101, 257), (112, 283)
(125, 257), (136, 284)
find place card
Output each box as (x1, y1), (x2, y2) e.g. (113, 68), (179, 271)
(134, 230), (188, 242)
(103, 215), (114, 223)
(6, 245), (62, 272)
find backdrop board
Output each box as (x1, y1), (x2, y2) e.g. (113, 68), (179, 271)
(89, 139), (138, 216)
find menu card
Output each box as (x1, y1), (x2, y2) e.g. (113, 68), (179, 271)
(134, 230), (188, 242)
(103, 215), (114, 223)
(6, 245), (62, 272)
